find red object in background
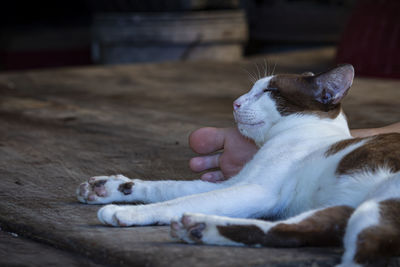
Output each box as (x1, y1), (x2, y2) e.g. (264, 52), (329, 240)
(0, 48), (91, 71)
(336, 0), (400, 79)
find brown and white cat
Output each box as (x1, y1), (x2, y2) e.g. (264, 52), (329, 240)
(77, 64), (400, 267)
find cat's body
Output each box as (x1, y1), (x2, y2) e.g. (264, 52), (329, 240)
(77, 64), (400, 266)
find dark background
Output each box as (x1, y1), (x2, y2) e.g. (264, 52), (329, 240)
(0, 0), (399, 78)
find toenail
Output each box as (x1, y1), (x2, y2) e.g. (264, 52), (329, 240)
(202, 173), (212, 180)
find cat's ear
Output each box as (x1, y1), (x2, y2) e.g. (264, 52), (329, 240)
(313, 64), (354, 105)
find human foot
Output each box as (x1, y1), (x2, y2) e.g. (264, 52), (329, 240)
(189, 127), (258, 182)
(351, 122), (400, 138)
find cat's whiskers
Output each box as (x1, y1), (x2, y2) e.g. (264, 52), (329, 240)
(271, 62), (277, 76)
(256, 59), (277, 78)
(241, 67), (258, 84)
(255, 62), (261, 80)
(263, 59), (268, 77)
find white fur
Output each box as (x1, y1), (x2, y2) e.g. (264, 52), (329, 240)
(98, 184), (270, 226)
(339, 200), (380, 267)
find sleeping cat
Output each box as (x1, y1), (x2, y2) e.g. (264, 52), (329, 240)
(77, 64), (400, 267)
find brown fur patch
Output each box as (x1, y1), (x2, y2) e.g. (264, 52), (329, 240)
(354, 199), (400, 264)
(118, 181), (134, 195)
(217, 224), (268, 246)
(335, 133), (400, 175)
(188, 223), (206, 242)
(217, 205), (354, 247)
(269, 74), (341, 119)
(325, 137), (366, 156)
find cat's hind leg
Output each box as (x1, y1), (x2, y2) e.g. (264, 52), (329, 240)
(339, 194), (400, 266)
(171, 205), (354, 247)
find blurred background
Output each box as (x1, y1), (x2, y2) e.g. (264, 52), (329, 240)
(0, 0), (398, 78)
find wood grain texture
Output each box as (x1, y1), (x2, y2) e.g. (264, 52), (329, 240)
(0, 231), (103, 267)
(0, 48), (399, 266)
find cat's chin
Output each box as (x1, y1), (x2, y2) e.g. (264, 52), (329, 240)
(237, 122), (269, 146)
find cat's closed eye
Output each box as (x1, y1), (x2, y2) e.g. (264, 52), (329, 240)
(263, 87), (278, 93)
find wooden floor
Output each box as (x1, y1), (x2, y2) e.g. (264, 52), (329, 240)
(0, 47), (399, 266)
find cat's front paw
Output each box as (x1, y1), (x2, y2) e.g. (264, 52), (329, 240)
(170, 213), (240, 246)
(97, 204), (154, 226)
(76, 174), (134, 204)
(97, 204), (122, 226)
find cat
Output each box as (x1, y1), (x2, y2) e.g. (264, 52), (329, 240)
(77, 64), (400, 267)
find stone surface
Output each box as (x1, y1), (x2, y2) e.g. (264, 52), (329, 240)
(0, 47), (399, 266)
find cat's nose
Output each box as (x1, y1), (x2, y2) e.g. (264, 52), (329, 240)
(233, 101), (241, 110)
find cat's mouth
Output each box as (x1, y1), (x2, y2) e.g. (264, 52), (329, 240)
(236, 120), (265, 127)
(233, 112), (265, 127)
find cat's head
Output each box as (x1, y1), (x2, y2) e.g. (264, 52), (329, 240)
(233, 64), (354, 144)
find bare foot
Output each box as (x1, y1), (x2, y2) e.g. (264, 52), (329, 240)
(351, 122), (400, 138)
(189, 127), (258, 182)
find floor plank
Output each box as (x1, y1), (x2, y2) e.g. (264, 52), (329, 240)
(0, 230), (104, 267)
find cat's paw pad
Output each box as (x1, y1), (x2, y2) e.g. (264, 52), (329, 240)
(171, 213), (227, 244)
(171, 213), (240, 245)
(170, 214), (206, 243)
(76, 175), (133, 204)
